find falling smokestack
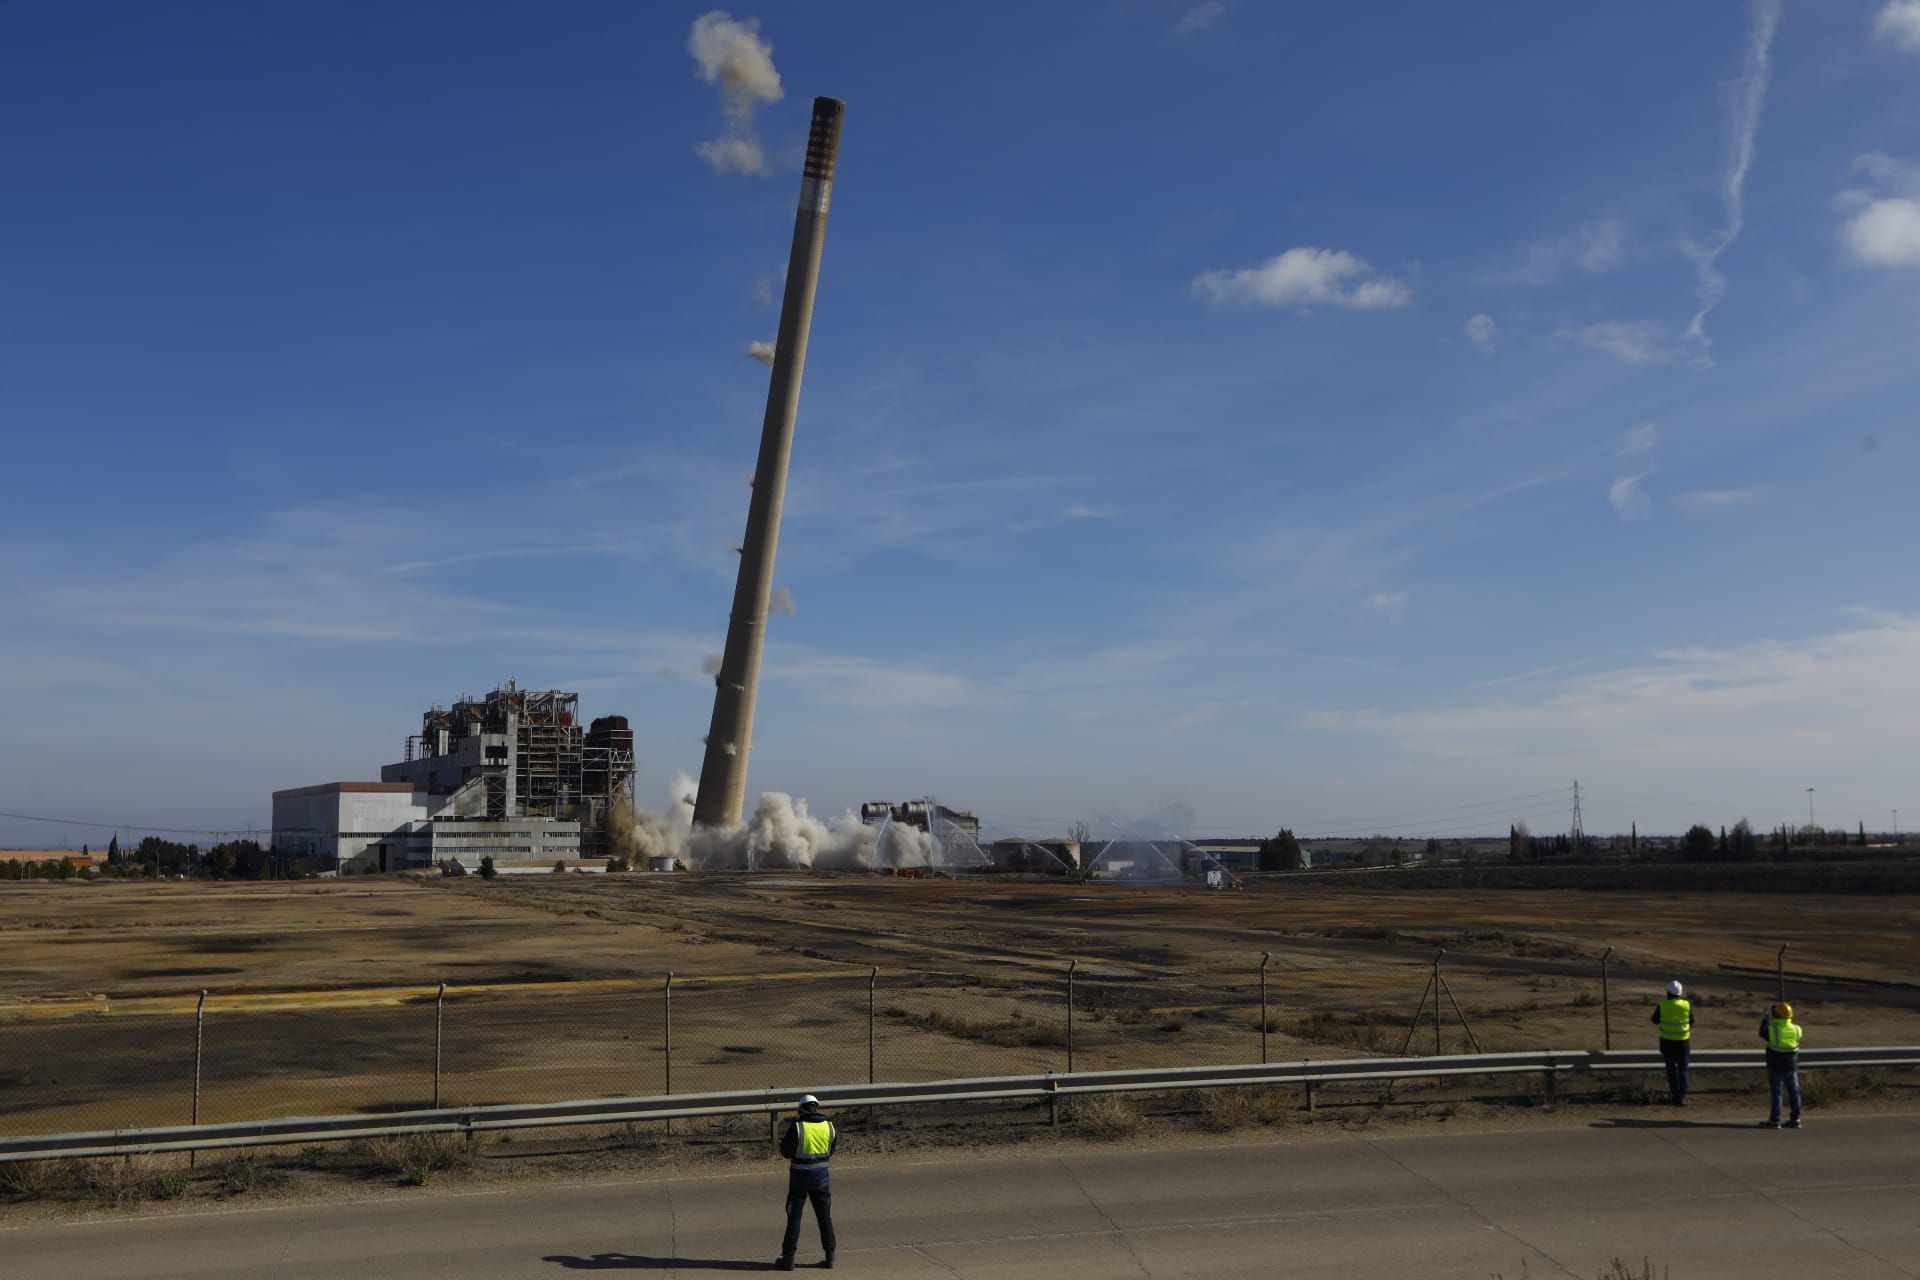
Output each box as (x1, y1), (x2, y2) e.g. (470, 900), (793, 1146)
(693, 96), (845, 831)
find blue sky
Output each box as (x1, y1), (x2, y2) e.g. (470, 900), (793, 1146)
(4, 0), (1919, 847)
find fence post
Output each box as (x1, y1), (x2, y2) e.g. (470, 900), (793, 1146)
(664, 972), (674, 1096)
(1600, 946), (1613, 1051)
(1776, 943), (1789, 1002)
(868, 966), (878, 1085)
(1259, 951), (1271, 1065)
(191, 989), (208, 1168)
(1065, 959), (1078, 1075)
(1432, 950), (1443, 1057)
(434, 982), (447, 1109)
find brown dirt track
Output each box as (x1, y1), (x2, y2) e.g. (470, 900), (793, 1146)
(2, 874), (1916, 1139)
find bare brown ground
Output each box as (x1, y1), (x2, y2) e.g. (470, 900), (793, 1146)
(1, 874), (1915, 1139)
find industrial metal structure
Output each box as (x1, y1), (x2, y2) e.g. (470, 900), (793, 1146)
(860, 800), (982, 844)
(694, 96), (846, 830)
(272, 681), (635, 871)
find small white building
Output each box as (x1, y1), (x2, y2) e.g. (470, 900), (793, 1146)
(271, 783), (430, 873)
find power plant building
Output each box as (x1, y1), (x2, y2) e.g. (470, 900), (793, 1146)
(271, 681), (635, 873)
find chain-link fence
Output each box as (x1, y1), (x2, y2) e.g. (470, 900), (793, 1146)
(4, 944), (1914, 1138)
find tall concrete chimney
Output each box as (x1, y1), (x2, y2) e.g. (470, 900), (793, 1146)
(693, 96), (845, 831)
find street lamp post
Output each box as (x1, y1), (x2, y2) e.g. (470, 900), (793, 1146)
(1805, 788), (1815, 832)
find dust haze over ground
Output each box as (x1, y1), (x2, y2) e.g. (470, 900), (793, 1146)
(604, 776), (921, 870)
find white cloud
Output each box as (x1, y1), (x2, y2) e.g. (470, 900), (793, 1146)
(1674, 488), (1762, 512)
(1608, 473), (1653, 521)
(1876, 1), (1920, 48)
(1292, 615), (1920, 824)
(1620, 422), (1660, 455)
(1838, 153), (1920, 267)
(1567, 321), (1672, 365)
(1366, 592), (1407, 623)
(1174, 1), (1227, 35)
(688, 11), (784, 178)
(1684, 0), (1782, 354)
(1492, 217), (1629, 286)
(748, 339), (777, 365)
(1193, 247), (1413, 310)
(1465, 314), (1496, 353)
(1845, 198), (1920, 267)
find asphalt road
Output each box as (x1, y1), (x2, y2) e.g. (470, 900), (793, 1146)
(5, 1115), (1919, 1279)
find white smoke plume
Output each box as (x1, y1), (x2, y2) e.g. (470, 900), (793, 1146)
(747, 339), (776, 365)
(701, 654), (724, 676)
(613, 773), (882, 871)
(688, 11), (783, 178)
(769, 585), (797, 616)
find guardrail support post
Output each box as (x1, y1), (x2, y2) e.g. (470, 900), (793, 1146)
(1600, 946), (1614, 1051)
(1542, 1066), (1556, 1106)
(868, 966), (878, 1085)
(190, 989), (208, 1168)
(1065, 960), (1078, 1075)
(1048, 1078), (1060, 1128)
(1259, 951), (1271, 1065)
(1305, 1078), (1316, 1113)
(433, 982), (447, 1109)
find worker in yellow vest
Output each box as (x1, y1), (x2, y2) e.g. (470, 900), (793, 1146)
(1650, 979), (1692, 1106)
(1758, 1002), (1803, 1129)
(775, 1094), (838, 1271)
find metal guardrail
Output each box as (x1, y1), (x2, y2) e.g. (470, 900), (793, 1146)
(3, 1045), (1914, 1163)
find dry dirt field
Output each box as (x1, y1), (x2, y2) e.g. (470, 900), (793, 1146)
(3, 874), (1917, 1138)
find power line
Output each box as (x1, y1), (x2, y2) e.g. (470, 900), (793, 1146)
(0, 810), (267, 839)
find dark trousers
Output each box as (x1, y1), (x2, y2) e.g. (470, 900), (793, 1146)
(1769, 1065), (1801, 1122)
(1660, 1038), (1690, 1102)
(781, 1166), (835, 1260)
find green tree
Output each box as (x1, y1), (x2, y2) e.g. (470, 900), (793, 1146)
(552, 859), (567, 873)
(479, 855), (497, 880)
(1682, 824), (1715, 861)
(1728, 818), (1759, 861)
(1258, 828), (1303, 871)
(107, 834), (119, 863)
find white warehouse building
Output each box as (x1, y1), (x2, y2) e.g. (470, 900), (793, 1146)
(269, 783), (586, 874)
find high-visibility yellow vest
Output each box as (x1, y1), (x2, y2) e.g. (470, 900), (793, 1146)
(792, 1118), (835, 1166)
(1657, 997), (1692, 1041)
(1766, 1018), (1802, 1052)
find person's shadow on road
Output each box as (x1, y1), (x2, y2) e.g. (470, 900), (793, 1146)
(543, 1255), (773, 1271)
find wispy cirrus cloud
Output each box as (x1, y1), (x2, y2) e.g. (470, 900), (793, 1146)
(1608, 473), (1653, 521)
(1366, 592), (1408, 623)
(1619, 422), (1660, 455)
(1292, 614), (1920, 819)
(1193, 247), (1412, 311)
(1465, 314), (1497, 353)
(1566, 320), (1673, 365)
(1173, 1), (1227, 36)
(1674, 488), (1762, 512)
(1684, 0), (1782, 355)
(1487, 216), (1629, 286)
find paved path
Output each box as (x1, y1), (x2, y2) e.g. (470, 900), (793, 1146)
(5, 1115), (1919, 1278)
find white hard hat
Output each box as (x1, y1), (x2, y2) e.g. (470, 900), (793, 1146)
(798, 1094), (819, 1108)
(1667, 980), (1684, 997)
